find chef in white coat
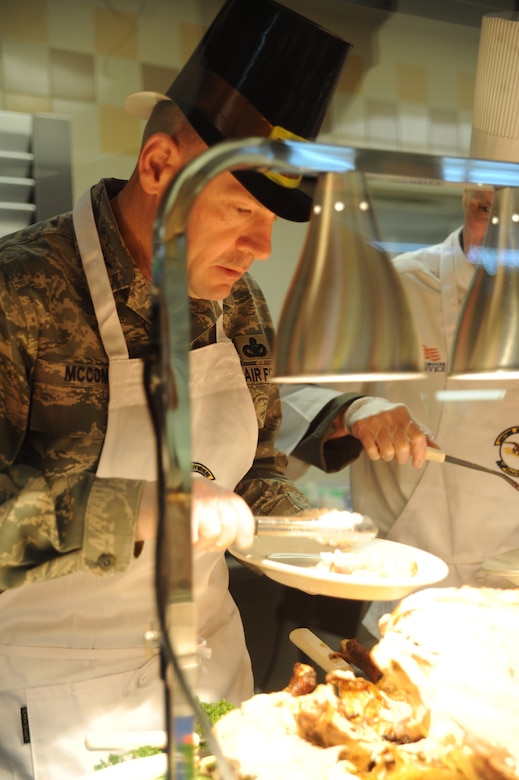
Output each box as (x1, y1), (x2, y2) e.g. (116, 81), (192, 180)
(280, 185), (519, 640)
(0, 2), (431, 777)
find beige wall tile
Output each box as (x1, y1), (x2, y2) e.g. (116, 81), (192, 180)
(94, 7), (138, 59)
(3, 40), (50, 96)
(398, 103), (428, 151)
(330, 92), (366, 145)
(428, 66), (462, 111)
(99, 104), (141, 156)
(50, 49), (95, 101)
(397, 63), (427, 104)
(430, 108), (458, 153)
(0, 0), (48, 44)
(47, 0), (94, 53)
(96, 55), (140, 108)
(135, 2), (183, 67)
(366, 99), (397, 148)
(362, 58), (397, 102)
(4, 92), (52, 114)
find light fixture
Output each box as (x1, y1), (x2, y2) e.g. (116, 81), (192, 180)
(272, 170), (424, 382)
(450, 186), (519, 379)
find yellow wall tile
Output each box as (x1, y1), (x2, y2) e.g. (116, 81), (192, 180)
(94, 7), (138, 59)
(397, 63), (428, 104)
(0, 0), (48, 44)
(99, 104), (141, 156)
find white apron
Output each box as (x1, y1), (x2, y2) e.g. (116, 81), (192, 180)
(363, 241), (519, 636)
(0, 189), (256, 779)
(190, 311), (258, 704)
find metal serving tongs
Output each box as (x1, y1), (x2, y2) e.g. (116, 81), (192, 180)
(254, 511), (378, 549)
(425, 446), (519, 492)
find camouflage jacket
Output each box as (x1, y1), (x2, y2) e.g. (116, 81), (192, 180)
(0, 178), (322, 589)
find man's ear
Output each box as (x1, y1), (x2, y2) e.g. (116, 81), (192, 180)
(138, 132), (181, 196)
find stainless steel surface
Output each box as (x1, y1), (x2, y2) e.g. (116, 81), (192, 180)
(33, 113), (73, 221)
(273, 170), (424, 381)
(426, 446), (519, 491)
(450, 186), (519, 379)
(0, 111), (73, 239)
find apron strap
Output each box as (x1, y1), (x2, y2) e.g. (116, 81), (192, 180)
(215, 302), (228, 343)
(73, 189), (129, 360)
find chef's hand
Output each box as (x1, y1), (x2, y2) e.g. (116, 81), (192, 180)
(192, 477), (255, 552)
(339, 397), (436, 468)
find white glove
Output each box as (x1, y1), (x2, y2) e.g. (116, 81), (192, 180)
(343, 396), (433, 467)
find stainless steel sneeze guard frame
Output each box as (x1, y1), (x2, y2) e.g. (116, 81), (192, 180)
(151, 138), (519, 779)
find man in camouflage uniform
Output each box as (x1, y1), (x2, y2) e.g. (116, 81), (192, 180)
(0, 1), (430, 777)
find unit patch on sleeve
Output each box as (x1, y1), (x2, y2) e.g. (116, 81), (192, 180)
(233, 332), (273, 427)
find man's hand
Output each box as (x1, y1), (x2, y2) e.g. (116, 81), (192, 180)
(192, 478), (255, 551)
(341, 397), (435, 468)
(135, 479), (255, 551)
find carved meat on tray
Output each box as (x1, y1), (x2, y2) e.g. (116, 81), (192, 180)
(213, 586), (519, 780)
(372, 585), (519, 778)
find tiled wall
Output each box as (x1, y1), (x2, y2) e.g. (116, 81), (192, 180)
(0, 0), (481, 199)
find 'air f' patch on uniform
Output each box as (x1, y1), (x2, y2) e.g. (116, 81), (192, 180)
(234, 334), (271, 384)
(233, 333), (273, 427)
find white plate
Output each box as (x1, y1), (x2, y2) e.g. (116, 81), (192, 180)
(230, 537), (448, 601)
(481, 548), (519, 586)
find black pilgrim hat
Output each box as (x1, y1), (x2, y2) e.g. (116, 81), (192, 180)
(126, 0), (351, 222)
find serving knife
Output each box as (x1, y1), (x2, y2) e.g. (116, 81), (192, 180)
(425, 447), (519, 491)
(289, 628), (354, 673)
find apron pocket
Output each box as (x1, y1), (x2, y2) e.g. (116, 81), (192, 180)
(24, 656), (164, 780)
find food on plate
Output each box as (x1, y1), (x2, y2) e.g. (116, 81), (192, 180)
(296, 508), (377, 547)
(213, 586), (519, 779)
(297, 509), (368, 524)
(317, 548), (418, 578)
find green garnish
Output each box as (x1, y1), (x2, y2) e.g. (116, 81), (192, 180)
(93, 701), (235, 774)
(196, 697), (235, 726)
(94, 745), (162, 770)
